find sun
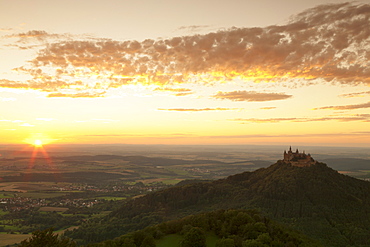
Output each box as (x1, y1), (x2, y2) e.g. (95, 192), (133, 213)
(34, 139), (43, 147)
(24, 134), (53, 147)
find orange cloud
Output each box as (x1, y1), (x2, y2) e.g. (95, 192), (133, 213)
(313, 101), (370, 110)
(2, 2), (370, 97)
(47, 92), (106, 98)
(339, 91), (370, 98)
(3, 30), (70, 49)
(260, 107), (276, 110)
(212, 90), (292, 102)
(158, 107), (238, 112)
(153, 87), (193, 96)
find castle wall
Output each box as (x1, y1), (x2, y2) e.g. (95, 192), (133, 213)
(283, 148), (315, 167)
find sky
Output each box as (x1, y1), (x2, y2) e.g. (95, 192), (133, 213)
(0, 0), (370, 147)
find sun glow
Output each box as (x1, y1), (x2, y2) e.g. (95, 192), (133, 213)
(34, 139), (43, 147)
(24, 133), (54, 147)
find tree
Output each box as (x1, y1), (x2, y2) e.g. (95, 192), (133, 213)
(140, 235), (156, 247)
(18, 228), (76, 247)
(216, 238), (235, 247)
(118, 237), (136, 247)
(181, 227), (206, 247)
(242, 239), (268, 247)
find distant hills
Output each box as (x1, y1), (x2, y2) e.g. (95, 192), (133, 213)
(65, 160), (370, 246)
(59, 155), (271, 169)
(322, 158), (370, 171)
(0, 155), (271, 183)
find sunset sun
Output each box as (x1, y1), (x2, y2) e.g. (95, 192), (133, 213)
(34, 139), (43, 147)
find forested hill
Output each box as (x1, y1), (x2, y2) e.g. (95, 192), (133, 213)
(66, 161), (370, 246)
(93, 209), (321, 247)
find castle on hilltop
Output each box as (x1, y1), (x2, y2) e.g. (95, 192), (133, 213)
(283, 146), (316, 167)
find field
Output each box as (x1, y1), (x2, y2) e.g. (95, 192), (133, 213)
(39, 206), (69, 212)
(0, 233), (30, 246)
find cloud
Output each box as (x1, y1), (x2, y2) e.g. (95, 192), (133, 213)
(0, 79), (71, 91)
(260, 107), (276, 110)
(176, 25), (212, 33)
(4, 30), (70, 42)
(1, 30), (69, 50)
(19, 123), (34, 127)
(0, 28), (13, 32)
(153, 87), (193, 96)
(233, 114), (370, 123)
(10, 30), (49, 39)
(0, 119), (37, 127)
(233, 117), (298, 123)
(82, 131), (370, 141)
(212, 90), (292, 102)
(158, 107), (238, 112)
(198, 131), (370, 139)
(47, 92), (106, 98)
(2, 2), (370, 97)
(313, 101), (370, 110)
(339, 91), (370, 98)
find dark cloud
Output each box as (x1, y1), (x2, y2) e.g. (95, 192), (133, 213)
(158, 107), (238, 112)
(212, 90), (292, 102)
(313, 101), (370, 110)
(2, 2), (370, 97)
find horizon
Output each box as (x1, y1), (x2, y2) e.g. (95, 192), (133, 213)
(1, 0), (370, 147)
(1, 142), (370, 148)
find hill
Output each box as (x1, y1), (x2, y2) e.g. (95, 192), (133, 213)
(65, 161), (370, 246)
(92, 209), (321, 247)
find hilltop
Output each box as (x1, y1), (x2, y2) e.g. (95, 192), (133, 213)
(65, 153), (370, 246)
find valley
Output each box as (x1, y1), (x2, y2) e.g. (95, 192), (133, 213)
(0, 144), (369, 246)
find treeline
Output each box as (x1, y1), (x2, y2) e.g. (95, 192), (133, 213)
(87, 209), (320, 247)
(1, 209), (83, 234)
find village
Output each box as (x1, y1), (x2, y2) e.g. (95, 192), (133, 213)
(0, 182), (169, 213)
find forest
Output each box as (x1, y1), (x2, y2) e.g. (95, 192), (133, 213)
(63, 161), (370, 246)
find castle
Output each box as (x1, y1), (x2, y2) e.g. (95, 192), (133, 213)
(283, 146), (316, 167)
